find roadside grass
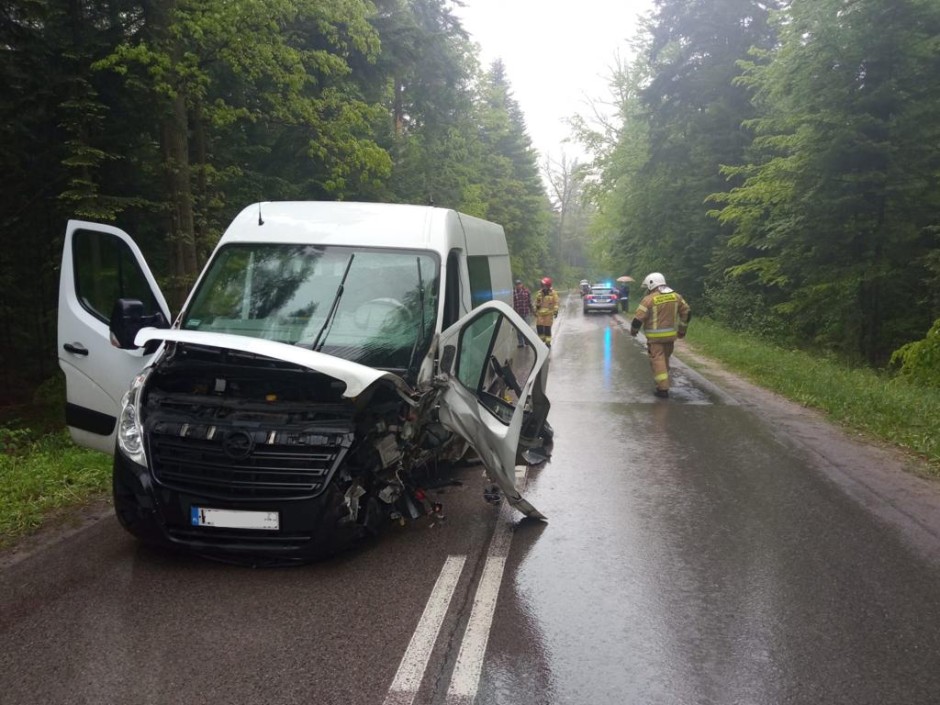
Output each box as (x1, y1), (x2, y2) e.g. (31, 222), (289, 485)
(0, 427), (111, 549)
(684, 318), (940, 472)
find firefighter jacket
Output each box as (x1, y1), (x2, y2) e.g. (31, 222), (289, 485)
(534, 288), (560, 326)
(631, 288), (690, 342)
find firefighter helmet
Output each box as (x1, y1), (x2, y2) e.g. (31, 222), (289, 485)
(643, 272), (667, 290)
(541, 277), (553, 287)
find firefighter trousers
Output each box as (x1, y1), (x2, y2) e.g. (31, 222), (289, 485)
(536, 323), (553, 347)
(647, 341), (675, 391)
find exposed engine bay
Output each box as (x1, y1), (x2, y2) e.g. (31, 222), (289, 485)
(139, 343), (464, 543)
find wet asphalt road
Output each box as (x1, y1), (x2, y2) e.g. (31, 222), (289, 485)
(3, 293), (940, 704)
(478, 295), (940, 705)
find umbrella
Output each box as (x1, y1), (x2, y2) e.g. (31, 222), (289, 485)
(616, 276), (634, 283)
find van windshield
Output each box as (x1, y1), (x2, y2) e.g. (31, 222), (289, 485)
(181, 244), (440, 372)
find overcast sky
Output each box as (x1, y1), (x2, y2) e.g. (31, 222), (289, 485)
(454, 0), (654, 164)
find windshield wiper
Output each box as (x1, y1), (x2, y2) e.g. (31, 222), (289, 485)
(311, 253), (355, 352)
(406, 256), (427, 373)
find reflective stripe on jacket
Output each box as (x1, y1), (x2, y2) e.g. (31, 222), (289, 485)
(633, 290), (690, 341)
(534, 289), (559, 326)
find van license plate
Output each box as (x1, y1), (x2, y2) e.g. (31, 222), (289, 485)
(191, 507), (279, 531)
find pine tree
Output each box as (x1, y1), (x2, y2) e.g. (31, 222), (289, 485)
(711, 0), (940, 363)
(637, 0), (780, 298)
(95, 0), (390, 304)
(473, 61), (552, 282)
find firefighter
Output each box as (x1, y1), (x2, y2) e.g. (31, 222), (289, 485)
(534, 277), (560, 347)
(630, 272), (691, 398)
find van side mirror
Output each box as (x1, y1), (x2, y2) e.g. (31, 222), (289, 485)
(109, 298), (168, 350)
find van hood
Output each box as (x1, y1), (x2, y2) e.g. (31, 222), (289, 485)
(135, 328), (412, 399)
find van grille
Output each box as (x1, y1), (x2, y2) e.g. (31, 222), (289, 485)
(147, 425), (352, 500)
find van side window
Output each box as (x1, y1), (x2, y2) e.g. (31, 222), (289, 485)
(443, 250), (462, 328)
(467, 255), (492, 309)
(72, 229), (161, 323)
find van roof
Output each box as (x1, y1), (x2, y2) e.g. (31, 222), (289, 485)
(220, 201), (507, 256)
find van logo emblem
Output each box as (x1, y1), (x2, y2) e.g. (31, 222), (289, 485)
(222, 430), (255, 459)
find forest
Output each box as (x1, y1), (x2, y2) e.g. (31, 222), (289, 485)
(1, 0), (938, 410)
(576, 0), (940, 380)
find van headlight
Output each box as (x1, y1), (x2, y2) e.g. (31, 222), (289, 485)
(117, 369), (151, 467)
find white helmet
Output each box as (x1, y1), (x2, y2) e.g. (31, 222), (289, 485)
(643, 272), (667, 290)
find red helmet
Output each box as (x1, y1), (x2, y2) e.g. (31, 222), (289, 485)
(541, 277), (552, 287)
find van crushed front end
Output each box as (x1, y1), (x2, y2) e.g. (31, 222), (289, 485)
(113, 339), (458, 563)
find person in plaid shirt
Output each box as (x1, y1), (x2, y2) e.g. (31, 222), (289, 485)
(512, 279), (533, 347)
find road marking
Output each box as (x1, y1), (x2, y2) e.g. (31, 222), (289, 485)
(445, 468), (526, 703)
(384, 555), (467, 705)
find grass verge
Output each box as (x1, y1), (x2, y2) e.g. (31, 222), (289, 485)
(0, 428), (111, 549)
(684, 318), (940, 471)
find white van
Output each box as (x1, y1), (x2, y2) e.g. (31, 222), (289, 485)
(58, 201), (551, 561)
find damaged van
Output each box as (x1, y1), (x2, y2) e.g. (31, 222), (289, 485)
(58, 201), (552, 562)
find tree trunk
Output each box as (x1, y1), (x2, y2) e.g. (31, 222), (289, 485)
(161, 90), (197, 309)
(191, 98), (209, 269)
(393, 78), (404, 137)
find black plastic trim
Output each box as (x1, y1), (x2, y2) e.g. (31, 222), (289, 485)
(65, 402), (116, 436)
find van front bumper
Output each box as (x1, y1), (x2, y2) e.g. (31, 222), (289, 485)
(112, 449), (357, 563)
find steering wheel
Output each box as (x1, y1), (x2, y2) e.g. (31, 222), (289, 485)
(488, 354), (523, 397)
(353, 297), (410, 328)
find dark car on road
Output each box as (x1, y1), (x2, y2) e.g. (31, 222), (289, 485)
(583, 286), (619, 313)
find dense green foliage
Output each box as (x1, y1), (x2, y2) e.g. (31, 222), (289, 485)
(0, 0), (555, 404)
(891, 318), (940, 388)
(471, 62), (553, 278)
(713, 0), (940, 365)
(578, 0), (940, 376)
(4, 0), (938, 398)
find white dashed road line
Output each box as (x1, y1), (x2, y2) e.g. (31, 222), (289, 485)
(384, 555), (467, 705)
(444, 502), (514, 704)
(385, 466), (531, 705)
(445, 467), (527, 704)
